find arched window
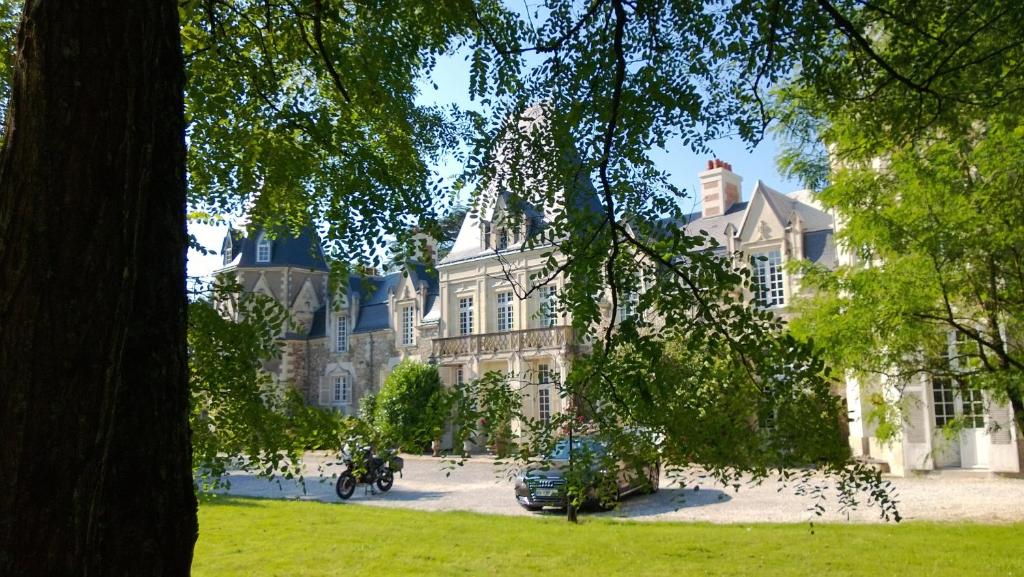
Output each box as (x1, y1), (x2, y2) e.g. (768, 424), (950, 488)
(256, 234), (271, 263)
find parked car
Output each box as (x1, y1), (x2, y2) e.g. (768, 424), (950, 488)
(513, 437), (659, 511)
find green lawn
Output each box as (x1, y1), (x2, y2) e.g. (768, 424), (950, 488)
(195, 496), (1024, 577)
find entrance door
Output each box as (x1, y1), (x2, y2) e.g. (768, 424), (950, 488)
(959, 389), (988, 469)
(932, 379), (961, 467)
(931, 379), (988, 469)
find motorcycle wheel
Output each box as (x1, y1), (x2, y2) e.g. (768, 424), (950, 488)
(375, 468), (394, 492)
(335, 472), (356, 500)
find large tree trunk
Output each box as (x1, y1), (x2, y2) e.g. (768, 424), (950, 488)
(0, 2), (196, 575)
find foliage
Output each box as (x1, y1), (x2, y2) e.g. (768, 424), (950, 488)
(178, 0), (954, 519)
(194, 497), (1024, 577)
(179, 0), (478, 282)
(12, 0), (1016, 525)
(776, 0), (1024, 435)
(372, 360), (447, 450)
(189, 282), (346, 489)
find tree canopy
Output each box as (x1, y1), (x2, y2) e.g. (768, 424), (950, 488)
(11, 0), (1024, 570)
(777, 0), (1024, 435)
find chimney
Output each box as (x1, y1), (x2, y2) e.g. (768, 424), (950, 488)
(699, 159), (742, 218)
(412, 229), (438, 264)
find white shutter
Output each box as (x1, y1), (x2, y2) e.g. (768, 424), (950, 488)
(989, 403), (1013, 445)
(904, 392), (927, 443)
(318, 377), (330, 406)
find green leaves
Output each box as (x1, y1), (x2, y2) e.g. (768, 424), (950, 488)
(189, 281), (345, 490)
(372, 360), (447, 451)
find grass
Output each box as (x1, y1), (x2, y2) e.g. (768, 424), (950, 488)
(194, 496), (1024, 577)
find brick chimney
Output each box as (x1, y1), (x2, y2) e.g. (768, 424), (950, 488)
(699, 159), (742, 218)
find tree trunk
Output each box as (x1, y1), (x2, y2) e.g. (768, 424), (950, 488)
(0, 2), (196, 575)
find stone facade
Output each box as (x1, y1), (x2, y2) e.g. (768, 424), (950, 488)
(218, 157), (1019, 474)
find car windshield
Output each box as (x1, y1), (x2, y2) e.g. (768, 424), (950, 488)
(548, 438), (606, 461)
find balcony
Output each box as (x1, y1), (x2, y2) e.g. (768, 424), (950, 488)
(432, 326), (575, 358)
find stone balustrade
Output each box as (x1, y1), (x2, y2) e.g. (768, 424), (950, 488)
(432, 326), (575, 358)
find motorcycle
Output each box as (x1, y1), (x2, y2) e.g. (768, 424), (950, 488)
(335, 444), (403, 500)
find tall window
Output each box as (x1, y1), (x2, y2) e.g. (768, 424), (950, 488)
(333, 374), (351, 405)
(256, 234), (272, 263)
(933, 378), (956, 427)
(497, 227), (509, 250)
(538, 388), (551, 424)
(459, 296), (474, 335)
(335, 316), (348, 352)
(617, 291), (639, 321)
(401, 305), (415, 345)
(962, 389), (986, 429)
(497, 292), (514, 332)
(456, 366), (465, 386)
(540, 286), (557, 327)
(538, 363), (553, 385)
(751, 249), (784, 307)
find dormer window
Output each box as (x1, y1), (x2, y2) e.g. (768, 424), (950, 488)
(256, 234), (272, 263)
(482, 222), (492, 249)
(497, 227), (509, 250)
(222, 237), (233, 265)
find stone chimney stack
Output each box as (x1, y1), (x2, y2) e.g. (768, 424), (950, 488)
(699, 159), (742, 218)
(412, 229), (438, 264)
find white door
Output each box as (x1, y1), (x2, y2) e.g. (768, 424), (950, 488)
(931, 380), (989, 469)
(932, 379), (961, 468)
(958, 389), (988, 469)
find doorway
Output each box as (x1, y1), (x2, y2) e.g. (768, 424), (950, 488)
(931, 379), (988, 469)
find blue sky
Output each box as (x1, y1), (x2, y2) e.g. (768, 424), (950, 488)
(188, 50), (802, 279)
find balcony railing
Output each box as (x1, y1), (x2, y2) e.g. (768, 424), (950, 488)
(432, 326), (575, 358)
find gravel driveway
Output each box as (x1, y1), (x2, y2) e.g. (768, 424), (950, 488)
(213, 453), (1024, 524)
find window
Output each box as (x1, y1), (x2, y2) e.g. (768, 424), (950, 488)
(540, 286), (557, 327)
(333, 374), (351, 405)
(751, 249), (784, 307)
(497, 227), (509, 250)
(482, 222), (491, 249)
(933, 378), (956, 427)
(256, 234), (272, 263)
(962, 389), (985, 429)
(617, 291), (639, 321)
(497, 292), (514, 332)
(335, 315), (348, 352)
(459, 296), (474, 335)
(538, 388), (551, 424)
(222, 238), (233, 265)
(456, 366), (465, 386)
(538, 363), (553, 385)
(401, 305), (415, 346)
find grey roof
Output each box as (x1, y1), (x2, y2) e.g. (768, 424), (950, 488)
(232, 226), (328, 271)
(308, 305), (327, 338)
(349, 265), (440, 334)
(677, 201), (748, 249)
(803, 229), (836, 266)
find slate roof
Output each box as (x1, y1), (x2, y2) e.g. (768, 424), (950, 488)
(224, 226), (439, 337)
(673, 183), (836, 265)
(350, 266), (440, 334)
(227, 226), (328, 271)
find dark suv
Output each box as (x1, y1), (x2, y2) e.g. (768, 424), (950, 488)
(513, 437), (659, 511)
